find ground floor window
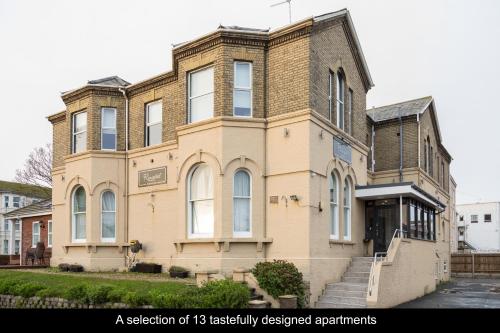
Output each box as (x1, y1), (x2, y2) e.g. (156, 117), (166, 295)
(407, 199), (436, 241)
(32, 222), (40, 247)
(3, 240), (8, 254)
(48, 220), (53, 247)
(14, 240), (20, 255)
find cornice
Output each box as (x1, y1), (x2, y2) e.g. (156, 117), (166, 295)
(47, 110), (66, 124)
(61, 86), (124, 104)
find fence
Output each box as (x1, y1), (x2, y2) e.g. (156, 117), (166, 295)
(451, 253), (500, 275)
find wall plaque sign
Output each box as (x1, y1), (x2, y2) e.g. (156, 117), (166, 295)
(138, 167), (167, 187)
(333, 137), (352, 164)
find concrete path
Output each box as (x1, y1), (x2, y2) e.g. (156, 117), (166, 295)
(398, 278), (500, 308)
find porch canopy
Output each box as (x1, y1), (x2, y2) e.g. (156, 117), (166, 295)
(355, 182), (446, 212)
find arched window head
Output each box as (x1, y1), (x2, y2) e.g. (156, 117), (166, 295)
(233, 170), (251, 237)
(336, 70), (345, 130)
(72, 186), (86, 242)
(101, 191), (116, 242)
(188, 163), (214, 238)
(343, 178), (352, 241)
(329, 171), (339, 240)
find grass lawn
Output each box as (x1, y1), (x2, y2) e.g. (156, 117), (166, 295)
(0, 269), (194, 301)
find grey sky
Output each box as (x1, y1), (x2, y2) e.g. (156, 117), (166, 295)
(0, 0), (498, 204)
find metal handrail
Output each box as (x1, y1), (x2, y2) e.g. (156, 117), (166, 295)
(367, 229), (405, 297)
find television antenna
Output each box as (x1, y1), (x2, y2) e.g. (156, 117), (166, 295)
(271, 0), (292, 24)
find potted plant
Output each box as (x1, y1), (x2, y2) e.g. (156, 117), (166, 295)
(169, 266), (189, 278)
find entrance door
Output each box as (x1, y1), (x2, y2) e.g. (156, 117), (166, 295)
(374, 205), (396, 254)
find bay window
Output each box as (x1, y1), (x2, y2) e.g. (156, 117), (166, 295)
(233, 62), (252, 117)
(101, 191), (116, 242)
(72, 186), (86, 242)
(101, 108), (117, 150)
(188, 164), (214, 238)
(146, 101), (162, 146)
(233, 170), (251, 237)
(188, 67), (214, 123)
(72, 111), (87, 154)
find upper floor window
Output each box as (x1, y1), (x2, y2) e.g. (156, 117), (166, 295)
(101, 191), (116, 242)
(3, 196), (8, 208)
(48, 220), (53, 247)
(13, 197), (20, 208)
(329, 171), (339, 240)
(328, 71), (334, 121)
(72, 111), (87, 154)
(484, 214), (492, 223)
(32, 222), (40, 247)
(233, 62), (252, 117)
(4, 221), (9, 231)
(343, 178), (352, 241)
(189, 66), (214, 123)
(424, 138), (429, 173)
(101, 108), (117, 150)
(72, 186), (86, 242)
(145, 101), (162, 146)
(188, 163), (214, 238)
(348, 89), (353, 135)
(429, 146), (434, 177)
(471, 214), (478, 223)
(14, 221), (20, 231)
(233, 170), (251, 237)
(336, 71), (345, 130)
(441, 162), (445, 187)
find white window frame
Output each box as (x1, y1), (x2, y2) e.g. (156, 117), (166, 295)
(343, 178), (352, 241)
(72, 111), (87, 154)
(336, 71), (345, 130)
(32, 222), (40, 248)
(145, 101), (162, 147)
(233, 169), (252, 238)
(329, 171), (339, 240)
(72, 186), (86, 243)
(443, 260), (448, 273)
(188, 66), (214, 124)
(47, 220), (53, 248)
(3, 240), (8, 255)
(14, 240), (20, 255)
(4, 196), (9, 208)
(328, 71), (334, 121)
(348, 89), (353, 135)
(101, 107), (117, 151)
(13, 196), (20, 208)
(101, 191), (116, 243)
(187, 164), (214, 239)
(233, 61), (253, 118)
(471, 214), (478, 223)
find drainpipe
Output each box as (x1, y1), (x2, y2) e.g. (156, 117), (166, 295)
(399, 114), (403, 182)
(417, 113), (421, 168)
(118, 88), (129, 252)
(371, 124), (375, 172)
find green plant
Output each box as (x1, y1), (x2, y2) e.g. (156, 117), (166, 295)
(64, 283), (89, 303)
(12, 282), (46, 298)
(252, 260), (306, 308)
(168, 266), (188, 273)
(107, 288), (126, 303)
(87, 284), (115, 304)
(123, 291), (151, 307)
(0, 279), (19, 294)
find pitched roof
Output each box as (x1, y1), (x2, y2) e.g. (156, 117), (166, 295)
(87, 76), (131, 87)
(366, 96), (433, 122)
(0, 180), (51, 199)
(3, 199), (52, 219)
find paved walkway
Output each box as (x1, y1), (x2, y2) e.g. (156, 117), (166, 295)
(398, 278), (500, 308)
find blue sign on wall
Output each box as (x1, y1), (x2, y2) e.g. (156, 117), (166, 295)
(333, 137), (352, 164)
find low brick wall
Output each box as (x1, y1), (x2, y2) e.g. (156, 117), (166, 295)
(0, 295), (152, 309)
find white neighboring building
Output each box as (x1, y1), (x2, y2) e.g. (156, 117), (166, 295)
(456, 202), (500, 251)
(0, 181), (51, 255)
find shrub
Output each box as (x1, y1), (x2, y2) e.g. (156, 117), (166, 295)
(58, 263), (70, 272)
(252, 260), (306, 307)
(12, 282), (46, 298)
(64, 283), (89, 303)
(87, 284), (115, 304)
(107, 288), (126, 303)
(0, 279), (20, 295)
(35, 288), (58, 299)
(168, 266), (188, 273)
(123, 291), (150, 307)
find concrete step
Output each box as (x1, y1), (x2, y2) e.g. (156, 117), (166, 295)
(316, 301), (367, 309)
(342, 276), (369, 284)
(344, 271), (370, 278)
(351, 257), (373, 262)
(318, 295), (366, 306)
(323, 289), (367, 298)
(326, 282), (367, 292)
(349, 265), (373, 272)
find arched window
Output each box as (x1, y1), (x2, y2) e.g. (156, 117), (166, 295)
(343, 178), (352, 241)
(72, 186), (86, 242)
(329, 172), (339, 240)
(188, 163), (214, 238)
(233, 170), (251, 237)
(101, 191), (116, 242)
(336, 71), (345, 130)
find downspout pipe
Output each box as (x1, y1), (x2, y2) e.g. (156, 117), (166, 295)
(399, 114), (403, 182)
(371, 124), (375, 172)
(119, 87), (129, 259)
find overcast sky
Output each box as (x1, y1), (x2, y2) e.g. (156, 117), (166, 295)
(0, 0), (498, 204)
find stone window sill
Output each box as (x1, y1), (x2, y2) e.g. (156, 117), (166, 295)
(329, 240), (356, 248)
(174, 238), (273, 253)
(62, 243), (129, 254)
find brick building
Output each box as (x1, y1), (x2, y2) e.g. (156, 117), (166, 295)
(4, 199), (52, 265)
(47, 9), (454, 307)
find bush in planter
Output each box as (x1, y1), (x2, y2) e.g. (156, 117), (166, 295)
(168, 266), (189, 278)
(252, 260), (306, 308)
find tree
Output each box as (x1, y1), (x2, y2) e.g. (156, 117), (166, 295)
(15, 143), (53, 188)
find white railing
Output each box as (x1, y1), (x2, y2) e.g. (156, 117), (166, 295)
(367, 229), (405, 297)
